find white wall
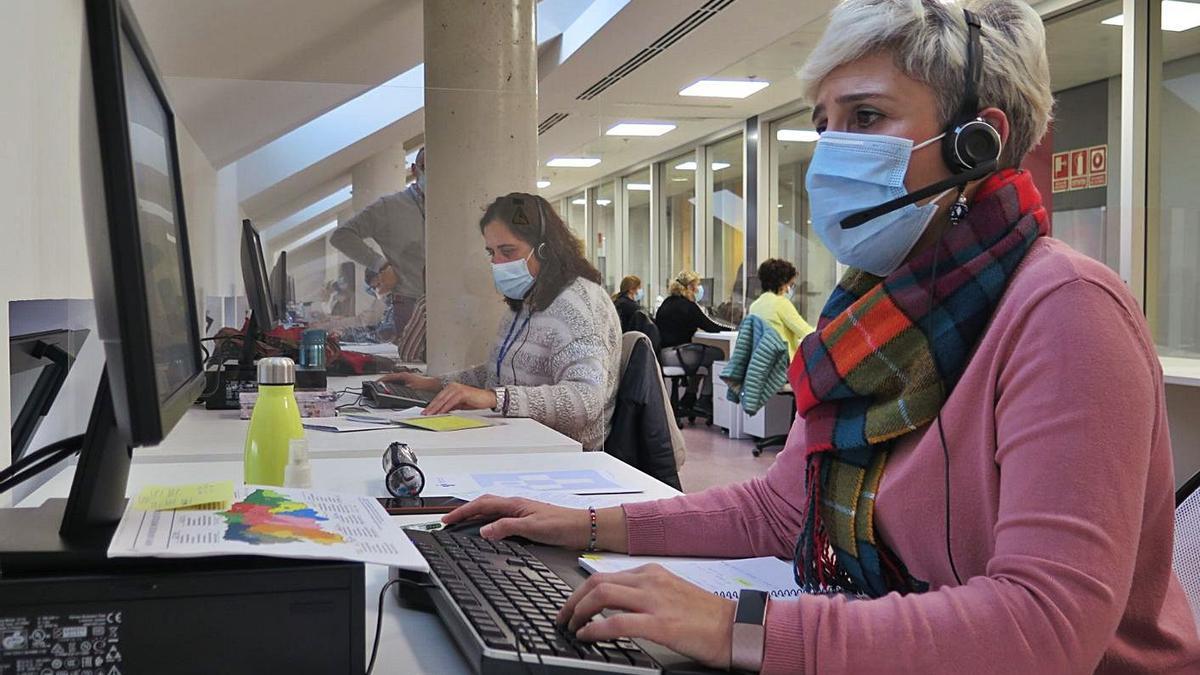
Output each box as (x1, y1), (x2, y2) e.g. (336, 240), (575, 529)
(0, 1), (232, 498)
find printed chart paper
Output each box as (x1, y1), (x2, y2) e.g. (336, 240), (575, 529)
(108, 485), (429, 571)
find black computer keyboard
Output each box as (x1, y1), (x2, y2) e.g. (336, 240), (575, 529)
(407, 530), (661, 674)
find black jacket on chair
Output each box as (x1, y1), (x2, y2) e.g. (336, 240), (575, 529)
(605, 338), (682, 490)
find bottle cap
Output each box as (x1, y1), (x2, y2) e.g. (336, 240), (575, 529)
(257, 357), (296, 385)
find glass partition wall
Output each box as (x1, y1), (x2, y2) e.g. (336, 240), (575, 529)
(704, 134), (745, 322)
(623, 168), (652, 309)
(768, 112), (835, 324)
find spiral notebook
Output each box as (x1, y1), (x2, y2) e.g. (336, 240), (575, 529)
(578, 554), (802, 600)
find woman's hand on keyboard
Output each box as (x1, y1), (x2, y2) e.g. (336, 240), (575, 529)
(442, 496), (628, 552)
(557, 563), (735, 670)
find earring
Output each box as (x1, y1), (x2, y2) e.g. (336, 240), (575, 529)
(949, 187), (970, 225)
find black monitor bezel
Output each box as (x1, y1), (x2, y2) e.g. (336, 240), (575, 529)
(241, 219), (276, 332)
(270, 250), (289, 320)
(84, 0), (204, 448)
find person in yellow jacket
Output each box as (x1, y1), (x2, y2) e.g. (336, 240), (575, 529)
(747, 258), (814, 359)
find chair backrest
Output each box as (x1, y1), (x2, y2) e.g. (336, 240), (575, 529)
(670, 343), (722, 377)
(1173, 470), (1200, 626)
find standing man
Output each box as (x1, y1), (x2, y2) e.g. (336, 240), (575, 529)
(330, 148), (426, 341)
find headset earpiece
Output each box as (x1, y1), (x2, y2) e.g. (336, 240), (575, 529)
(943, 117), (1002, 173)
(939, 9), (1003, 174)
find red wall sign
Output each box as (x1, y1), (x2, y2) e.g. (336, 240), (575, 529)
(1050, 144), (1107, 194)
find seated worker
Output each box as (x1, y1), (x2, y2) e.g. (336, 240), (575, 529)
(612, 275), (643, 333)
(654, 271), (727, 349)
(438, 1), (1200, 672)
(747, 258), (814, 359)
(379, 193), (621, 451)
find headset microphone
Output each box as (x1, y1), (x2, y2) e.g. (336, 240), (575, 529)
(840, 158), (996, 230)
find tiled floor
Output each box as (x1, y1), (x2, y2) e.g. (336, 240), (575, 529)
(675, 423), (778, 493)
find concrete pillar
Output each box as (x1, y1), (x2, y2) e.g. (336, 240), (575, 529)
(351, 142), (408, 213)
(424, 0), (538, 373)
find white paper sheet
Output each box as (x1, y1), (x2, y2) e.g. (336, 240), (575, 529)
(578, 554), (800, 600)
(426, 469), (643, 496)
(108, 485), (429, 571)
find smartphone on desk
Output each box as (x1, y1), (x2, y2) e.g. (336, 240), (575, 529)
(377, 496), (467, 515)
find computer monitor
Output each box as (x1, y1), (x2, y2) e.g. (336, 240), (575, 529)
(270, 250), (289, 320)
(0, 0), (205, 561)
(9, 329), (89, 464)
(241, 218), (276, 333)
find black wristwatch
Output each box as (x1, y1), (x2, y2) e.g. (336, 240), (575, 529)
(731, 589), (768, 672)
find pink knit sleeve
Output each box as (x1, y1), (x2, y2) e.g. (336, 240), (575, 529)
(623, 417), (809, 559)
(760, 279), (1167, 674)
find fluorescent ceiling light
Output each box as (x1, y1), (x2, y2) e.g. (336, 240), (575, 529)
(626, 183), (652, 191)
(679, 79), (769, 98)
(536, 180), (551, 189)
(673, 161), (732, 171)
(571, 198), (587, 206)
(606, 122), (676, 137)
(595, 199), (613, 207)
(1103, 1), (1200, 31)
(776, 129), (820, 142)
(547, 157), (601, 168)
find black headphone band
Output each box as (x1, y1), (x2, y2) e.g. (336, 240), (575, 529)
(957, 10), (983, 126)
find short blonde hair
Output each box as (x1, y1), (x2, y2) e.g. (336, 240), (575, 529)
(668, 271), (700, 297)
(799, 0), (1053, 169)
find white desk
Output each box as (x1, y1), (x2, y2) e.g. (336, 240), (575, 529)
(17, 452), (680, 675)
(1161, 356), (1200, 387)
(692, 330), (739, 359)
(139, 375), (581, 462)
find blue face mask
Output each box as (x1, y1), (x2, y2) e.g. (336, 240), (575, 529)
(635, 288), (645, 302)
(806, 130), (951, 277)
(695, 285), (705, 303)
(492, 250), (536, 300)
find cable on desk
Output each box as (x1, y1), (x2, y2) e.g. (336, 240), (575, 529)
(367, 576), (438, 675)
(0, 434), (85, 487)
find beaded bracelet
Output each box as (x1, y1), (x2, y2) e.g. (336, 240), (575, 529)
(586, 506), (599, 552)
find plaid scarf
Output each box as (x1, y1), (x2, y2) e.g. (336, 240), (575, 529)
(789, 169), (1048, 596)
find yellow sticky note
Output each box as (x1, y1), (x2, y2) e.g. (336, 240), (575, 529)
(397, 414), (494, 432)
(132, 481), (235, 511)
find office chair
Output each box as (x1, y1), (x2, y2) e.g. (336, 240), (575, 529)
(1173, 469), (1200, 626)
(661, 343), (721, 426)
(752, 386), (794, 457)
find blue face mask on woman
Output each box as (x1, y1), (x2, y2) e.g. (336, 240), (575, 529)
(635, 288), (645, 302)
(694, 285), (705, 303)
(492, 250), (536, 299)
(806, 130), (952, 277)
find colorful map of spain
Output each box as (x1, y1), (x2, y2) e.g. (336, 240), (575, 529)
(218, 489), (345, 546)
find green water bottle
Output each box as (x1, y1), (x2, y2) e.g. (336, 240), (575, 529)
(244, 357), (305, 486)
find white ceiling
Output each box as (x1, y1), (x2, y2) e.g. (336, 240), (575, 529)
(129, 0), (1184, 249)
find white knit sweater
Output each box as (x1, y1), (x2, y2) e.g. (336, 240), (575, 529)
(440, 277), (621, 450)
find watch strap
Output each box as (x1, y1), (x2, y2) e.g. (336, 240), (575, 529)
(731, 589), (768, 672)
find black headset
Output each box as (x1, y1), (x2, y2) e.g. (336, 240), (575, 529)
(511, 194), (549, 260)
(840, 9), (1002, 230)
(941, 10), (1002, 174)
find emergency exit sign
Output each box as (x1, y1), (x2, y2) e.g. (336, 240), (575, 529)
(1051, 145), (1106, 193)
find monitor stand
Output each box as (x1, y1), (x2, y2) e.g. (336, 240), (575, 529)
(0, 369), (129, 573)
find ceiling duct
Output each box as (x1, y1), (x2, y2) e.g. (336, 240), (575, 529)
(575, 0), (737, 101)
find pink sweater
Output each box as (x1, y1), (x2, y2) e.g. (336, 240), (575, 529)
(624, 238), (1200, 673)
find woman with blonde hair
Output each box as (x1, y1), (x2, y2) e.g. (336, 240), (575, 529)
(653, 270), (726, 349)
(443, 0), (1200, 671)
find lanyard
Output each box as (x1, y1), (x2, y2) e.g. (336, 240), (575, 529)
(496, 310), (533, 380)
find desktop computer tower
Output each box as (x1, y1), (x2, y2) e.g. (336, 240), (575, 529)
(0, 553), (365, 675)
